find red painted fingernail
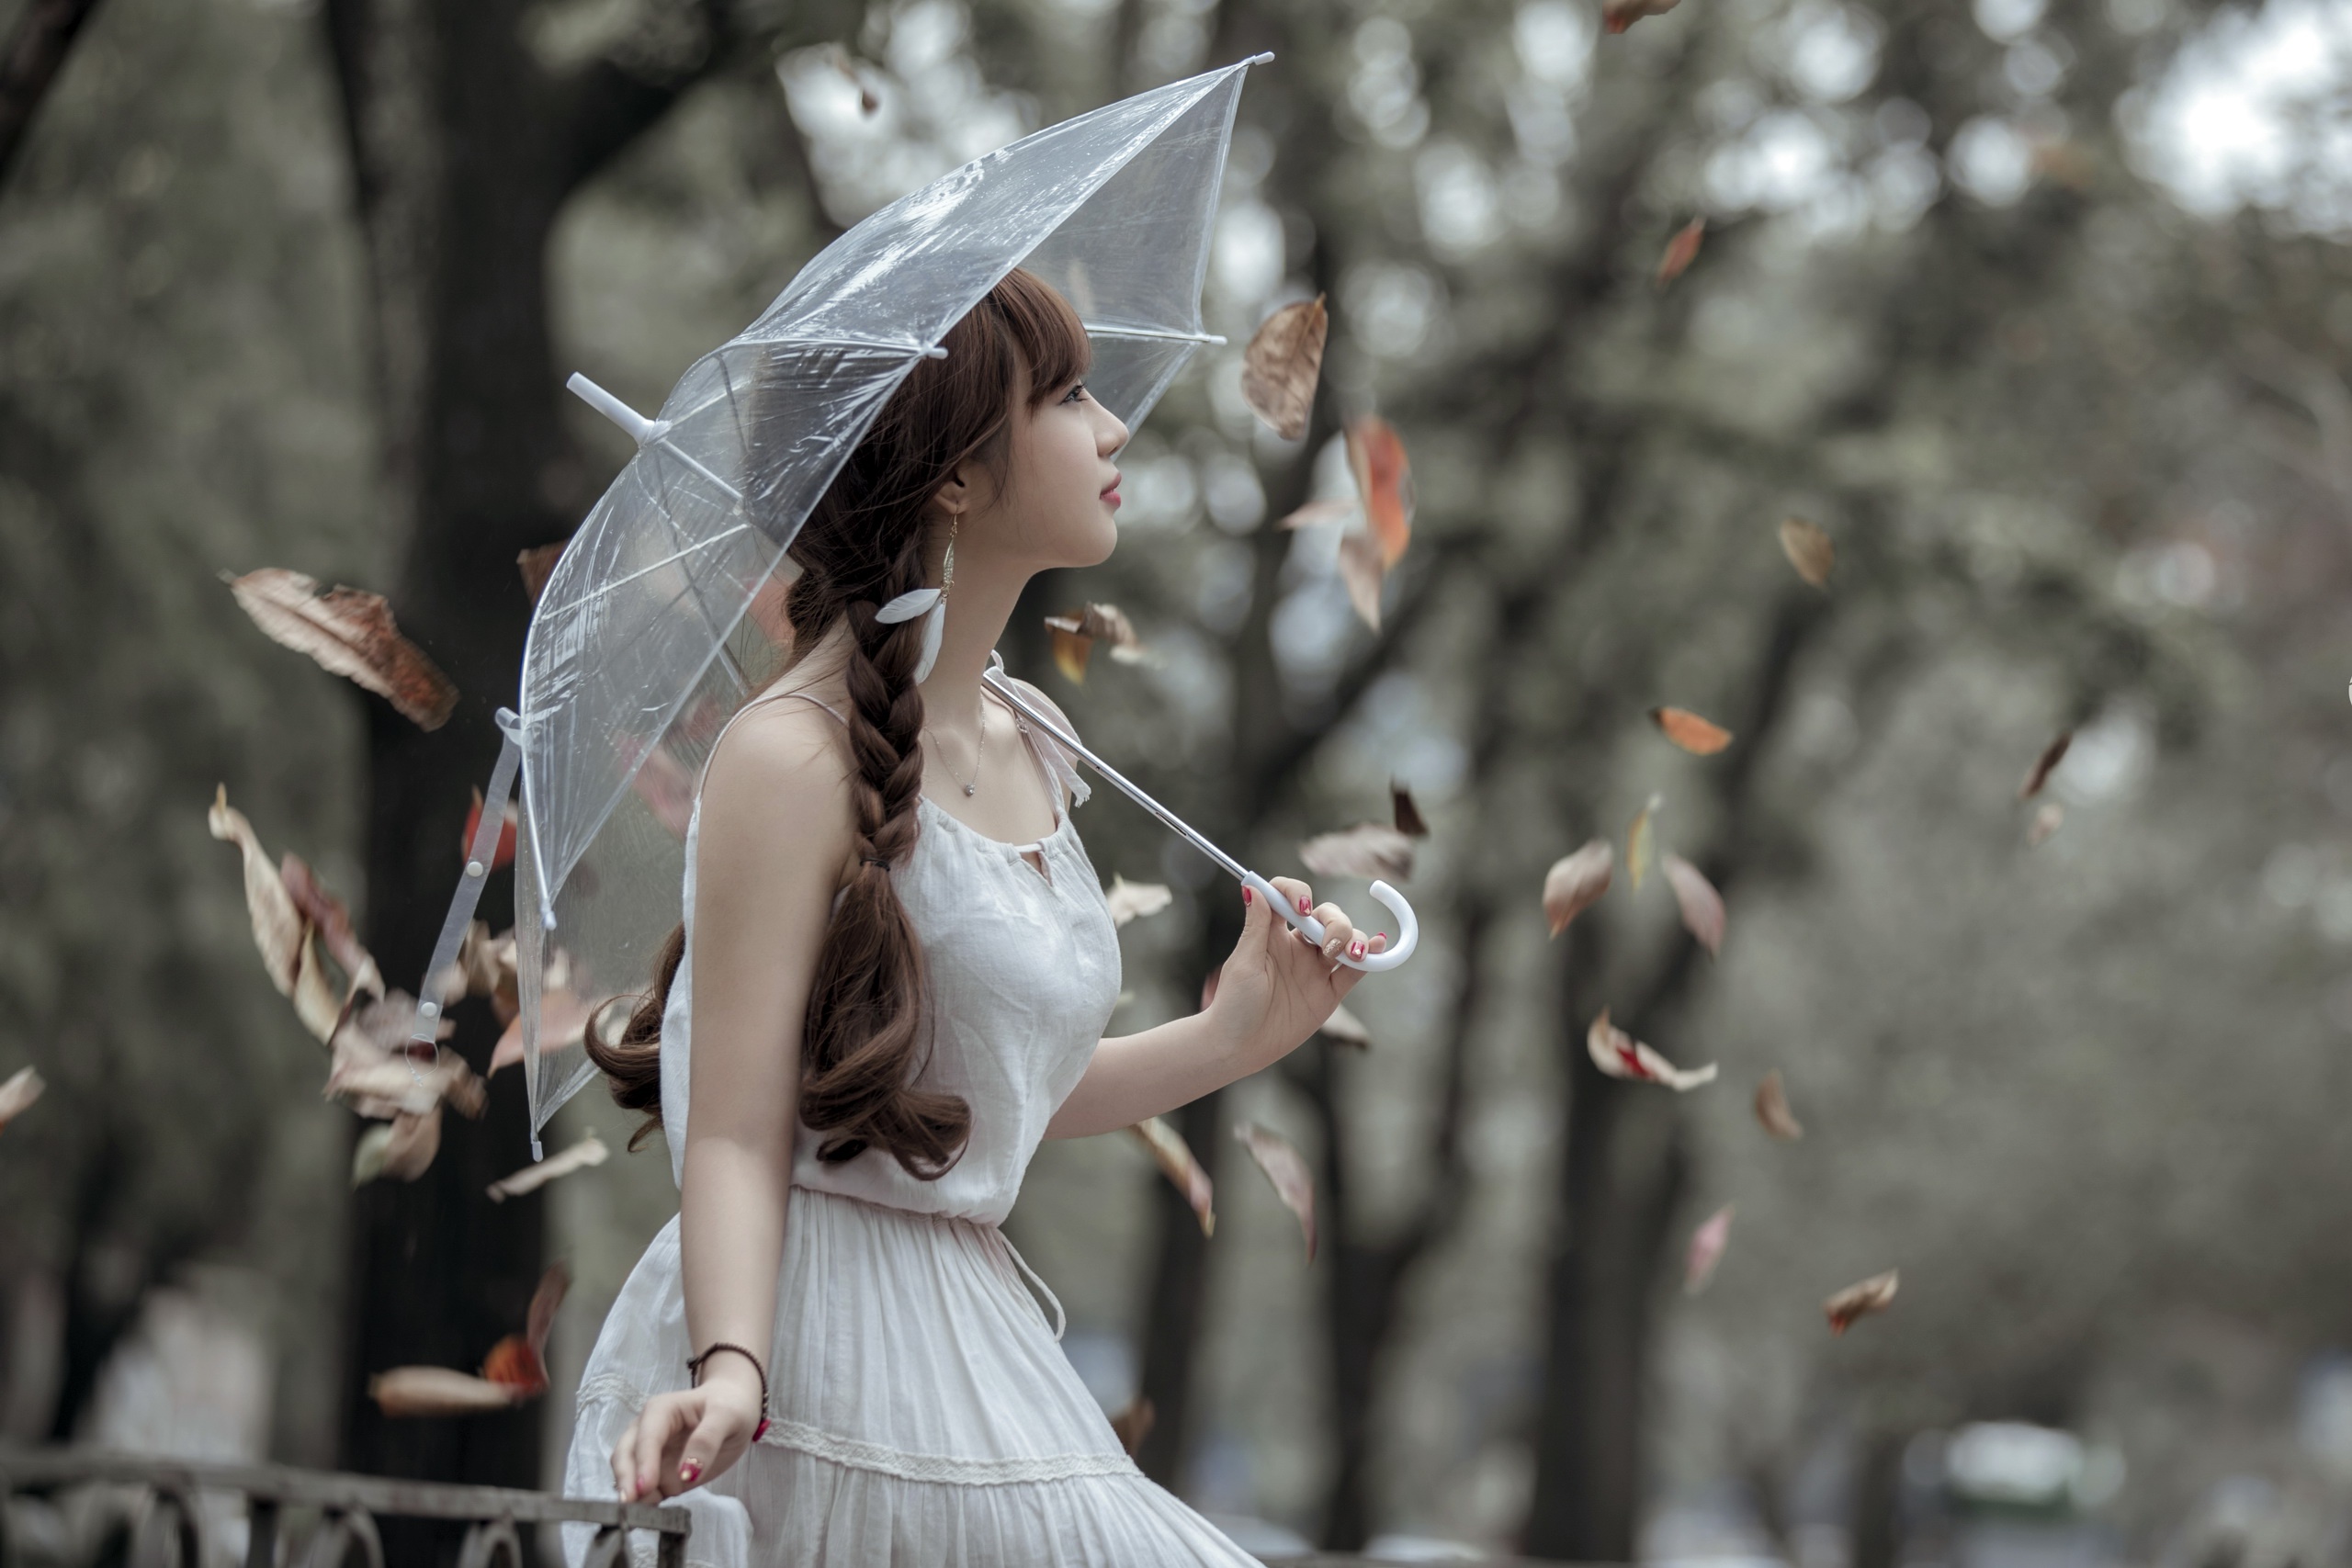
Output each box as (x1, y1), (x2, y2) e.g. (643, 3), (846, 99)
(1351, 942), (1364, 957)
(1297, 895), (1310, 913)
(1243, 886), (1252, 904)
(680, 1461), (701, 1484)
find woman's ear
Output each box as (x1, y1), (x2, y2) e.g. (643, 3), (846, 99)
(933, 468), (973, 519)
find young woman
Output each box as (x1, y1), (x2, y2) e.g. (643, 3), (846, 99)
(564, 268), (1385, 1565)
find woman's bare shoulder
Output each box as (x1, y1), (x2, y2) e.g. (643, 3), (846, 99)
(696, 696), (857, 868)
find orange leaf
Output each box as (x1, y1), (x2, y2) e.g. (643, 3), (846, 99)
(0, 1065), (46, 1133)
(462, 788), (519, 873)
(1298, 821), (1415, 882)
(1656, 217), (1705, 286)
(479, 1335), (547, 1397)
(1651, 707), (1733, 754)
(1778, 517), (1835, 588)
(1824, 1269), (1899, 1335)
(1132, 1117), (1216, 1237)
(1754, 1069), (1804, 1141)
(1240, 294), (1329, 441)
(1587, 1007), (1717, 1091)
(1602, 0), (1679, 31)
(1660, 852), (1725, 958)
(1234, 1121), (1317, 1261)
(368, 1366), (525, 1417)
(224, 569), (458, 730)
(2018, 730), (2073, 800)
(1344, 417), (1413, 569)
(1542, 840), (1614, 937)
(1684, 1203), (1733, 1294)
(1049, 625), (1093, 683)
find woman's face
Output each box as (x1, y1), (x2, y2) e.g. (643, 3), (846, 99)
(965, 361), (1129, 569)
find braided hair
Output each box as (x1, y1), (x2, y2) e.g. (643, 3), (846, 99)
(586, 268), (1091, 1176)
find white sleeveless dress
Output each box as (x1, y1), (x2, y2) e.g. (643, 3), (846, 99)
(560, 680), (1259, 1568)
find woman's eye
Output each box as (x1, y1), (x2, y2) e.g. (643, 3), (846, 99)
(1062, 382), (1090, 404)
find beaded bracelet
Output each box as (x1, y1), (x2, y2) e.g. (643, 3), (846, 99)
(685, 1341), (772, 1444)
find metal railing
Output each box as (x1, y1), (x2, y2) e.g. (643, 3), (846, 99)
(0, 1446), (689, 1568)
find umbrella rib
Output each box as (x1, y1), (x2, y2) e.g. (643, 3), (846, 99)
(535, 523), (761, 622)
(1082, 321), (1227, 345)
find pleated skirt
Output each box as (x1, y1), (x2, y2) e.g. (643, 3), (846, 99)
(561, 1186), (1260, 1568)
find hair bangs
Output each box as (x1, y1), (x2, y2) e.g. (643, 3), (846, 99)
(992, 268), (1091, 405)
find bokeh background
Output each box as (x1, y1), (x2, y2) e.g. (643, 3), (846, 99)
(4, 0), (2352, 1562)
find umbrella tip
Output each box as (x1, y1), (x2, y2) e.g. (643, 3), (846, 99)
(922, 344), (949, 359)
(1246, 51), (1274, 64)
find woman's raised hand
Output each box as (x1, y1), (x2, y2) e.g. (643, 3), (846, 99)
(612, 1363), (764, 1503)
(1206, 875), (1387, 1065)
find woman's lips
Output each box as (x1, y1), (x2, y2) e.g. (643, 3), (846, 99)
(1101, 474), (1121, 507)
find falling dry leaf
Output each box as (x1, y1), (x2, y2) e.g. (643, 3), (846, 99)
(481, 1264), (570, 1396)
(1391, 784), (1429, 838)
(487, 1132), (610, 1202)
(1656, 217), (1705, 286)
(456, 921), (519, 1023)
(352, 1105), (443, 1185)
(1347, 417), (1413, 570)
(1299, 822), (1415, 882)
(516, 542), (567, 608)
(1275, 497), (1361, 531)
(1824, 1269), (1900, 1335)
(1660, 852), (1725, 958)
(2027, 800), (2064, 846)
(1044, 603), (1144, 683)
(368, 1366), (525, 1417)
(1543, 839), (1614, 937)
(1240, 294), (1328, 441)
(462, 788), (519, 874)
(1651, 706), (1733, 755)
(1603, 0), (1679, 30)
(1337, 530), (1387, 631)
(327, 1037), (484, 1122)
(209, 786), (306, 996)
(1627, 794), (1662, 893)
(223, 569), (458, 730)
(491, 987), (605, 1075)
(1234, 1122), (1317, 1261)
(1318, 1002), (1372, 1048)
(2019, 730), (2073, 800)
(281, 853), (384, 1003)
(1779, 517), (1835, 587)
(1754, 1069), (1804, 1141)
(1684, 1203), (1734, 1294)
(1587, 1008), (1717, 1091)
(1109, 1396), (1156, 1458)
(0, 1065), (46, 1132)
(1103, 875), (1174, 928)
(1132, 1118), (1216, 1237)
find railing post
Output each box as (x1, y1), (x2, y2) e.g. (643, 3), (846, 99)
(246, 1498), (279, 1568)
(131, 1482), (203, 1568)
(301, 1507), (386, 1568)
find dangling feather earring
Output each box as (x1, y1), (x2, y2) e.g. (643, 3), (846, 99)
(874, 513), (956, 683)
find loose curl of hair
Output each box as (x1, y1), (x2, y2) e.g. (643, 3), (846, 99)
(584, 268), (1091, 1178)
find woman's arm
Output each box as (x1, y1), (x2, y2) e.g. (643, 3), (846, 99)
(615, 702), (856, 1502)
(1044, 874), (1384, 1139)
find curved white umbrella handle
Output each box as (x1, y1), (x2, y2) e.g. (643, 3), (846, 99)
(1239, 872), (1419, 972)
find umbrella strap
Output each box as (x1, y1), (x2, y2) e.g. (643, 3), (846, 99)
(404, 712), (524, 1058)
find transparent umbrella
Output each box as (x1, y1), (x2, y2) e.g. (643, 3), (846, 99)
(409, 55), (1418, 1159)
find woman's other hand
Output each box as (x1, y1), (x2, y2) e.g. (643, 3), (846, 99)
(1206, 876), (1385, 1066)
(612, 1359), (764, 1502)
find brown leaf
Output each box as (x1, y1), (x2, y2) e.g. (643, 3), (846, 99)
(491, 987), (602, 1076)
(1824, 1269), (1900, 1335)
(1131, 1118), (1215, 1237)
(2018, 729), (2073, 800)
(352, 1105), (443, 1185)
(525, 1262), (570, 1356)
(1754, 1069), (1804, 1141)
(457, 921), (519, 1022)
(1345, 417), (1413, 569)
(1587, 1008), (1718, 1091)
(1660, 852), (1725, 958)
(487, 1132), (610, 1202)
(1108, 1396), (1156, 1458)
(1656, 217), (1705, 286)
(368, 1366), (525, 1417)
(289, 930), (346, 1044)
(1542, 839), (1614, 937)
(1103, 875), (1173, 928)
(1627, 794), (1661, 893)
(209, 786), (307, 997)
(1684, 1203), (1733, 1294)
(479, 1335), (547, 1399)
(461, 787), (519, 873)
(516, 542), (567, 608)
(2026, 800), (2064, 847)
(1778, 516), (1835, 587)
(1318, 1001), (1372, 1049)
(327, 1034), (483, 1121)
(223, 569), (458, 730)
(281, 852), (384, 1002)
(1391, 784), (1429, 838)
(1240, 294), (1329, 441)
(1043, 603), (1145, 685)
(1234, 1122), (1317, 1261)
(1651, 706), (1733, 755)
(1602, 0), (1679, 31)
(1336, 530), (1387, 631)
(0, 1065), (46, 1132)
(1298, 821), (1415, 882)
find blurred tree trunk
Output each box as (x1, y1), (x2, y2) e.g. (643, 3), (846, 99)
(1850, 1428), (1910, 1568)
(0, 0), (105, 185)
(321, 0), (723, 1513)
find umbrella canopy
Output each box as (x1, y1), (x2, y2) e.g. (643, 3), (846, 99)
(511, 58), (1269, 1145)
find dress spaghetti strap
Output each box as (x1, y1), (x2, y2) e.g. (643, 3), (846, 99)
(692, 688), (849, 797)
